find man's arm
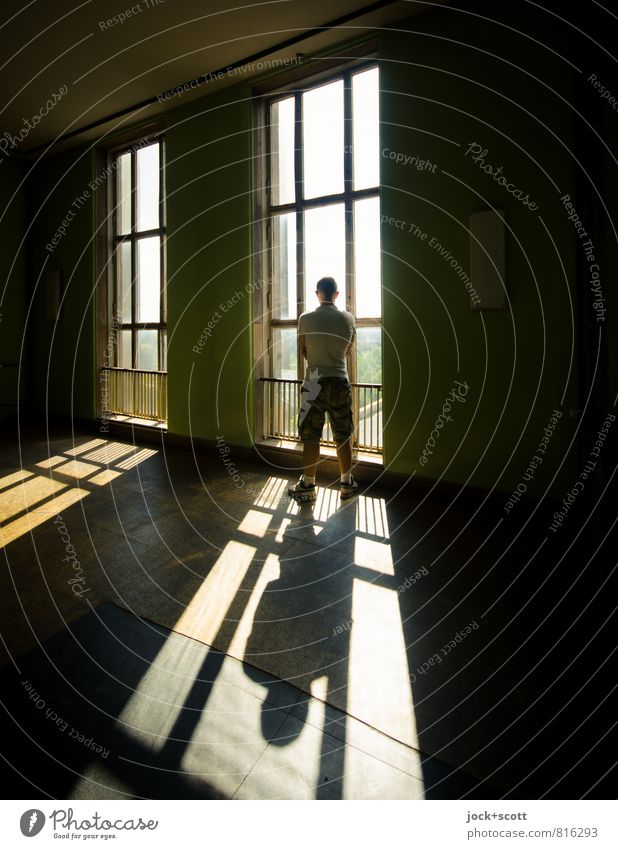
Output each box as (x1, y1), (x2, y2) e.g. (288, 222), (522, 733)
(298, 315), (306, 360)
(346, 323), (356, 359)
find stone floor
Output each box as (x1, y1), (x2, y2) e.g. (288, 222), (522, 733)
(0, 424), (616, 799)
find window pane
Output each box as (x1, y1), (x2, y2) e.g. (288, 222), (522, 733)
(117, 241), (132, 323)
(116, 152), (132, 235)
(352, 67), (380, 190)
(270, 97), (295, 206)
(303, 80), (344, 199)
(137, 143), (160, 231)
(137, 236), (160, 323)
(271, 327), (297, 379)
(304, 204), (346, 307)
(354, 197), (382, 318)
(118, 329), (132, 369)
(356, 326), (382, 384)
(136, 330), (158, 371)
(161, 330), (167, 371)
(272, 213), (296, 319)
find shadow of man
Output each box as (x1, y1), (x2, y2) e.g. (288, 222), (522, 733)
(241, 483), (418, 798)
(242, 495), (355, 799)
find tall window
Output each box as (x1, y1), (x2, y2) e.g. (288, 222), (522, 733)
(112, 138), (166, 373)
(265, 65), (382, 384)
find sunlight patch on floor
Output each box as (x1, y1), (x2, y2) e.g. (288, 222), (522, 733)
(275, 517), (291, 543)
(253, 477), (288, 510)
(229, 553), (280, 660)
(0, 487), (89, 549)
(237, 509), (272, 539)
(354, 537), (394, 576)
(313, 487), (341, 522)
(0, 475), (66, 523)
(0, 469), (34, 489)
(117, 637), (210, 752)
(83, 442), (137, 465)
(52, 460), (101, 481)
(173, 541), (256, 646)
(35, 456), (66, 469)
(65, 439), (107, 457)
(348, 578), (417, 749)
(0, 439), (158, 549)
(356, 494), (389, 539)
(116, 448), (158, 470)
(89, 469), (122, 486)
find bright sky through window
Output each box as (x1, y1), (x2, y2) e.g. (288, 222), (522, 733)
(137, 236), (160, 323)
(136, 142), (159, 231)
(303, 79), (344, 199)
(354, 196), (381, 318)
(304, 203), (346, 306)
(271, 97), (295, 205)
(352, 67), (380, 190)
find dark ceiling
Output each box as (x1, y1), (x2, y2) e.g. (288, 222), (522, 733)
(0, 0), (446, 157)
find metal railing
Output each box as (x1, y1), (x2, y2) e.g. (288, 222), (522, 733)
(260, 377), (383, 454)
(101, 367), (167, 423)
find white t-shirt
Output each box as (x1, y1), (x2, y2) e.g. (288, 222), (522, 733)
(298, 302), (356, 379)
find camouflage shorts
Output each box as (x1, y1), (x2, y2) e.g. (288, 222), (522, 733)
(298, 376), (354, 445)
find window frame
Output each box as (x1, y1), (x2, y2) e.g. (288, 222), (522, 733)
(110, 135), (167, 373)
(255, 59), (382, 386)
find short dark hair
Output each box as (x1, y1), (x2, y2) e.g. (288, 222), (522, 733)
(316, 277), (338, 299)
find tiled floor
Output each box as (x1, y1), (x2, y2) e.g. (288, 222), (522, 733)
(0, 425), (615, 798)
(0, 602), (488, 800)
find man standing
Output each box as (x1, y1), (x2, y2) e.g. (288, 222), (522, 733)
(288, 276), (358, 500)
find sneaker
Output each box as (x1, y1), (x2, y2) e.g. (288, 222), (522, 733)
(339, 476), (359, 498)
(288, 477), (317, 500)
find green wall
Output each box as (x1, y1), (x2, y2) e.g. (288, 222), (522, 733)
(165, 84), (254, 446)
(379, 2), (579, 495)
(28, 147), (96, 421)
(0, 159), (28, 419)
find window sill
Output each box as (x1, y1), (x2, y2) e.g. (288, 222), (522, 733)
(102, 415), (167, 431)
(256, 437), (383, 467)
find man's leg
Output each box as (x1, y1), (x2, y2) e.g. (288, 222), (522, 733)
(336, 437), (352, 477)
(330, 380), (357, 495)
(293, 385), (324, 492)
(330, 380), (354, 477)
(303, 440), (321, 481)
